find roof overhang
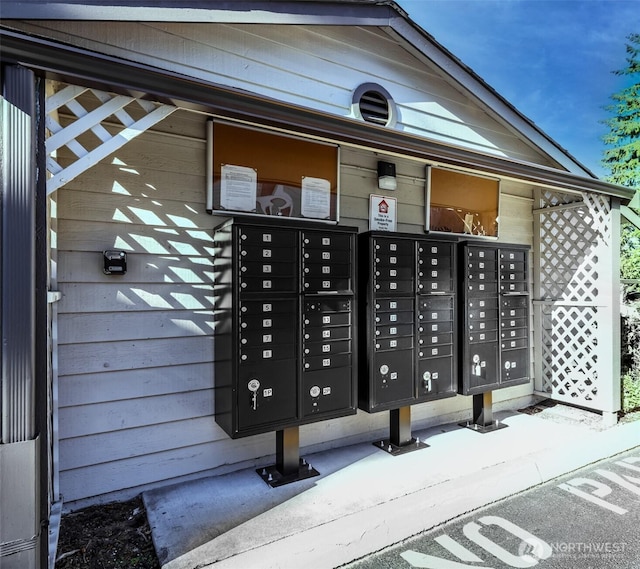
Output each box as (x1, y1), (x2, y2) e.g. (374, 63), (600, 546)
(1, 26), (634, 203)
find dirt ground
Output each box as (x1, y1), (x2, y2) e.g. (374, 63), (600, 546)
(54, 496), (159, 569)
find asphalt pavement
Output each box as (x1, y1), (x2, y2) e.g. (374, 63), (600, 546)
(348, 447), (640, 568)
(143, 403), (640, 569)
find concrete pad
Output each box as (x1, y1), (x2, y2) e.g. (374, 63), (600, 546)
(143, 409), (640, 569)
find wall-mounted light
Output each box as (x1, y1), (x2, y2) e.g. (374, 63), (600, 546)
(103, 250), (127, 275)
(377, 161), (397, 191)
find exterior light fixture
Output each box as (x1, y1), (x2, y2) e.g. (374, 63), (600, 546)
(377, 161), (397, 191)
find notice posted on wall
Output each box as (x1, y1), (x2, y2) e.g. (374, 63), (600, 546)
(220, 164), (257, 212)
(301, 176), (331, 219)
(369, 194), (397, 231)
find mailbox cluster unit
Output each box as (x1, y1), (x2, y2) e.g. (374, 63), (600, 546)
(213, 218), (358, 439)
(358, 231), (458, 412)
(459, 242), (531, 396)
(213, 218), (531, 445)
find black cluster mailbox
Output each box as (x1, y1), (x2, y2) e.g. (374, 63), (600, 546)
(358, 231), (457, 453)
(213, 218), (357, 484)
(459, 242), (531, 431)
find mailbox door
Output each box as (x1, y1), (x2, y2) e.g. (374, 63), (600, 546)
(302, 297), (354, 418)
(460, 245), (501, 395)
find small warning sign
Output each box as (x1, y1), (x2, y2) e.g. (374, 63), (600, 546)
(369, 194), (397, 231)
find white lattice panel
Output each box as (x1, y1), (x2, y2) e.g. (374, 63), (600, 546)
(45, 83), (176, 195)
(534, 189), (614, 410)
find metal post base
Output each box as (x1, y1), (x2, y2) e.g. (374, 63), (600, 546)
(256, 427), (320, 487)
(372, 406), (429, 456)
(459, 392), (509, 433)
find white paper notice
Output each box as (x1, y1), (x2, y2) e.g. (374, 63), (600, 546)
(301, 176), (331, 219)
(220, 164), (257, 212)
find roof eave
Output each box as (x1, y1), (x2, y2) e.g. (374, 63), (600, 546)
(1, 27), (632, 204)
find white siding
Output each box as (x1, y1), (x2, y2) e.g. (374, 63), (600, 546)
(54, 104), (535, 504)
(12, 20), (556, 166)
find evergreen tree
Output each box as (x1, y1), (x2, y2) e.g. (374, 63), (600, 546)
(602, 33), (640, 189)
(602, 33), (640, 292)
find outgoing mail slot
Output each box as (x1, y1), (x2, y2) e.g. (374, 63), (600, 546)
(501, 295), (529, 309)
(419, 295), (454, 311)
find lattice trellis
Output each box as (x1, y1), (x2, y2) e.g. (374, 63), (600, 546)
(45, 82), (177, 195)
(534, 189), (614, 410)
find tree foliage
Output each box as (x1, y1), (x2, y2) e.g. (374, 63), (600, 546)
(602, 33), (640, 189)
(602, 33), (640, 293)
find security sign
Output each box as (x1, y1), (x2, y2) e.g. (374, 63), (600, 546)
(369, 194), (397, 232)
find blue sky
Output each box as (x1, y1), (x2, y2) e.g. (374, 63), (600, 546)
(395, 0), (639, 177)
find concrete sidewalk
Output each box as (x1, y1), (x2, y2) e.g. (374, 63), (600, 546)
(143, 406), (640, 569)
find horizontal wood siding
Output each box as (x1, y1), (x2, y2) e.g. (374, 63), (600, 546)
(12, 19), (555, 166)
(53, 102), (535, 503)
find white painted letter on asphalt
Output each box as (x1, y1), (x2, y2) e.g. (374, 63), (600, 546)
(557, 478), (628, 514)
(463, 516), (552, 568)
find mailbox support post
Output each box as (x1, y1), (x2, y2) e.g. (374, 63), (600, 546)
(257, 427), (320, 487)
(461, 391), (508, 433)
(375, 406), (429, 455)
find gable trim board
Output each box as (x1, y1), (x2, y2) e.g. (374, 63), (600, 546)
(0, 28), (633, 204)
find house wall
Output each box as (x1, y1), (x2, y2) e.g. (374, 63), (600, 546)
(55, 106), (535, 505)
(10, 20), (557, 167)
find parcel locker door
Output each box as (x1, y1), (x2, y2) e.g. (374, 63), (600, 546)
(417, 356), (455, 398)
(464, 342), (499, 392)
(237, 359), (297, 432)
(372, 349), (414, 407)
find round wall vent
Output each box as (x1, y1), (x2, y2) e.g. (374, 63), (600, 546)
(352, 83), (397, 128)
